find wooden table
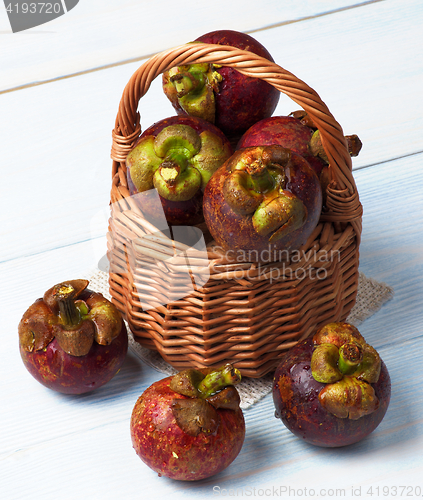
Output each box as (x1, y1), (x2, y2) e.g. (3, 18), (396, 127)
(2, 1), (423, 498)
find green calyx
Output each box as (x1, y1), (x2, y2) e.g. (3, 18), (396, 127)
(222, 170), (264, 216)
(338, 342), (364, 374)
(309, 130), (328, 164)
(190, 129), (232, 189)
(169, 364), (242, 436)
(127, 124), (231, 201)
(252, 190), (307, 243)
(164, 63), (222, 123)
(309, 129), (363, 164)
(223, 146), (307, 242)
(153, 162), (202, 202)
(153, 123), (201, 157)
(83, 294), (122, 346)
(319, 376), (379, 420)
(311, 343), (343, 383)
(170, 364), (241, 400)
(311, 322), (382, 420)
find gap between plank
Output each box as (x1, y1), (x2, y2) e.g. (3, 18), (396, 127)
(354, 150), (423, 171)
(248, 0), (385, 33)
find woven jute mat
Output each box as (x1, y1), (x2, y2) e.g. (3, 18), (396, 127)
(84, 269), (393, 409)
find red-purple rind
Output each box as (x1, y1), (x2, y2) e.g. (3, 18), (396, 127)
(195, 30), (280, 138)
(237, 116), (326, 177)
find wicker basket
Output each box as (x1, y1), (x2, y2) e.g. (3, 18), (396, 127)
(107, 42), (363, 378)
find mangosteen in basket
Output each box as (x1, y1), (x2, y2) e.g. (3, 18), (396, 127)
(162, 30), (280, 140)
(237, 113), (363, 179)
(272, 322), (391, 447)
(202, 145), (322, 260)
(126, 115), (232, 226)
(130, 364), (245, 480)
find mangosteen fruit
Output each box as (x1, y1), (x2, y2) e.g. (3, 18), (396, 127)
(130, 364), (245, 480)
(162, 30), (280, 140)
(202, 145), (322, 260)
(18, 279), (128, 394)
(237, 113), (363, 179)
(126, 115), (232, 226)
(272, 322), (391, 447)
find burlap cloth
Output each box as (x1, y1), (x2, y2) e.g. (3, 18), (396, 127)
(84, 269), (393, 409)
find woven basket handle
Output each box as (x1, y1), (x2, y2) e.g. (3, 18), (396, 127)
(111, 43), (362, 238)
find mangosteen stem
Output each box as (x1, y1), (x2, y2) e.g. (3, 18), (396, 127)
(346, 134), (363, 157)
(159, 151), (189, 185)
(170, 72), (200, 98)
(338, 343), (363, 375)
(198, 364), (241, 398)
(163, 151), (188, 170)
(54, 283), (81, 327)
(249, 169), (275, 194)
(239, 148), (283, 194)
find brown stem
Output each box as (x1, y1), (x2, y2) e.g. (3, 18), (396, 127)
(54, 283), (81, 327)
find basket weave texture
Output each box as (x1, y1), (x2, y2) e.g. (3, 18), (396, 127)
(107, 43), (363, 378)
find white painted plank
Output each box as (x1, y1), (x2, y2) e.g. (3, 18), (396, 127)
(0, 0), (379, 91)
(351, 153), (423, 349)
